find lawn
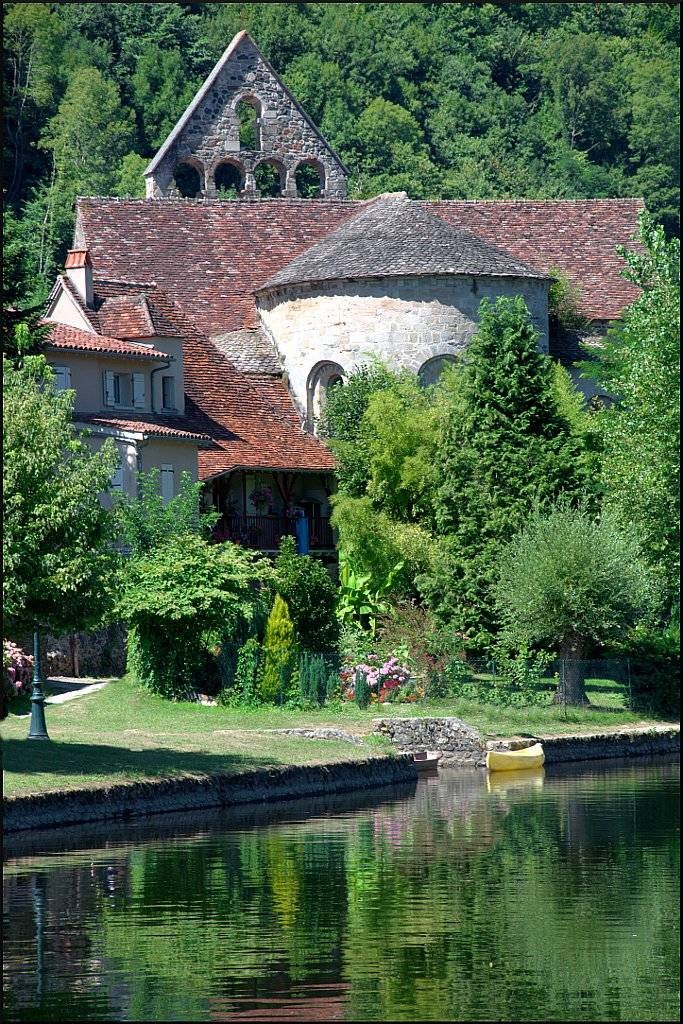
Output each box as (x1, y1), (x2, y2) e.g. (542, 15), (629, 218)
(2, 675), (676, 798)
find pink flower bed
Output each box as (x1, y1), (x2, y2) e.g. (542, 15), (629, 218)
(341, 654), (412, 703)
(3, 640), (34, 699)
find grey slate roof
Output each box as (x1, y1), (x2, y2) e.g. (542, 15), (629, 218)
(211, 327), (282, 374)
(258, 193), (551, 291)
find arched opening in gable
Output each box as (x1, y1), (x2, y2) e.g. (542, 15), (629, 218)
(295, 159), (326, 198)
(173, 160), (203, 198)
(418, 354), (458, 387)
(235, 96), (261, 151)
(255, 159), (285, 198)
(214, 160), (244, 198)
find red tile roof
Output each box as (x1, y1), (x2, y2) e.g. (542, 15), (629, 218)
(64, 248), (91, 269)
(72, 194), (644, 480)
(430, 199), (644, 321)
(90, 282), (335, 478)
(77, 413), (212, 442)
(75, 196), (643, 326)
(44, 321), (170, 360)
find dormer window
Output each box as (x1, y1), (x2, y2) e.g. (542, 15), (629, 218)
(161, 375), (176, 411)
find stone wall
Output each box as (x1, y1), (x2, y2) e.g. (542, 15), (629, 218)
(373, 717), (486, 767)
(146, 33), (347, 199)
(13, 625), (126, 679)
(4, 756), (417, 833)
(257, 273), (550, 420)
(375, 719), (680, 768)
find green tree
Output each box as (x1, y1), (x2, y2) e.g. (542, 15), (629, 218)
(425, 296), (590, 649)
(3, 356), (118, 635)
(585, 215), (680, 604)
(119, 534), (270, 700)
(259, 594), (297, 703)
(112, 468), (218, 557)
(495, 504), (657, 705)
(274, 537), (338, 653)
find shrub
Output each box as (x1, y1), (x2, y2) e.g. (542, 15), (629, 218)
(113, 468), (218, 556)
(3, 640), (34, 717)
(620, 614), (680, 716)
(274, 537), (338, 652)
(341, 654), (411, 703)
(354, 668), (369, 708)
(118, 535), (271, 699)
(259, 595), (297, 703)
(219, 638), (263, 706)
(297, 651), (338, 706)
(495, 503), (659, 705)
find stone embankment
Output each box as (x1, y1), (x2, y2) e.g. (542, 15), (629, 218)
(373, 718), (680, 768)
(3, 756), (417, 834)
(373, 717), (486, 767)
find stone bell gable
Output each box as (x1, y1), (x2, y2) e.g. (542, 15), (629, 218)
(144, 31), (348, 201)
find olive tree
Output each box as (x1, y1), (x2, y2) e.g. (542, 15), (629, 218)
(494, 504), (658, 705)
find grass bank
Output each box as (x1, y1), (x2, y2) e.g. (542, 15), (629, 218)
(2, 675), (676, 799)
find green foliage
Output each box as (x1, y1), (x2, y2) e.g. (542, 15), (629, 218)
(354, 668), (369, 709)
(3, 356), (118, 635)
(274, 536), (338, 652)
(259, 595), (297, 704)
(547, 269), (589, 331)
(425, 296), (590, 649)
(319, 359), (403, 497)
(218, 637), (263, 707)
(297, 651), (338, 707)
(623, 613), (680, 717)
(118, 534), (271, 699)
(495, 504), (658, 660)
(331, 496), (435, 600)
(112, 468), (218, 557)
(584, 215), (680, 603)
(336, 551), (403, 637)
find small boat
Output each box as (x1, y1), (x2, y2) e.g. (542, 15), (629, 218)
(486, 742), (545, 772)
(412, 750), (442, 773)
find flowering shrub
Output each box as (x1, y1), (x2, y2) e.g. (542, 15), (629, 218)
(3, 640), (33, 700)
(341, 654), (412, 702)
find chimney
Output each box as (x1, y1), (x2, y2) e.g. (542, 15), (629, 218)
(64, 249), (94, 308)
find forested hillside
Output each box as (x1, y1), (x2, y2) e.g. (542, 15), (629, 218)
(4, 2), (680, 305)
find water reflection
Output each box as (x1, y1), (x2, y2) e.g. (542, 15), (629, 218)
(3, 758), (679, 1022)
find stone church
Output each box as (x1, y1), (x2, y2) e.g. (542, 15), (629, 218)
(45, 31), (642, 559)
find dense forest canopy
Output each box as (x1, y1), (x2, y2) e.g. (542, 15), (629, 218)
(3, 2), (680, 303)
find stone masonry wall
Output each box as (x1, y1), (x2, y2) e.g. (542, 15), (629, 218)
(374, 717), (486, 767)
(258, 274), (550, 420)
(147, 34), (347, 199)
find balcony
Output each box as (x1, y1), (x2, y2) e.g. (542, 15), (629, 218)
(216, 513), (335, 552)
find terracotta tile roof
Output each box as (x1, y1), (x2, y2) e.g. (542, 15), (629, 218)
(95, 283), (182, 338)
(64, 248), (91, 269)
(77, 413), (212, 443)
(75, 196), (642, 326)
(260, 193), (549, 291)
(44, 321), (170, 360)
(429, 199), (644, 321)
(89, 281), (334, 478)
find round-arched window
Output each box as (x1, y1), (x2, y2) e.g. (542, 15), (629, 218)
(255, 159), (285, 198)
(214, 160), (244, 198)
(173, 161), (202, 198)
(418, 354), (458, 387)
(306, 361), (345, 430)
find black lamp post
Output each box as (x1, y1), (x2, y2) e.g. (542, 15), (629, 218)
(28, 629), (50, 741)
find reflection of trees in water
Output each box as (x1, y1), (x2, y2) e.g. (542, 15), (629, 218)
(2, 762), (679, 1022)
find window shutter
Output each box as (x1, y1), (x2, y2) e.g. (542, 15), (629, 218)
(104, 370), (116, 406)
(162, 375), (175, 410)
(161, 464), (174, 503)
(53, 366), (71, 391)
(132, 372), (146, 409)
(110, 465), (124, 491)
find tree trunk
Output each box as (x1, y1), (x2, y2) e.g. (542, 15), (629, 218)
(555, 638), (590, 706)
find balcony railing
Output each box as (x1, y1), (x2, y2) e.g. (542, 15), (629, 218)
(218, 514), (335, 551)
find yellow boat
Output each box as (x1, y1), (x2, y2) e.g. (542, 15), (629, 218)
(486, 742), (545, 772)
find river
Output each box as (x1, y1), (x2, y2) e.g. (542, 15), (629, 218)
(3, 757), (679, 1022)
